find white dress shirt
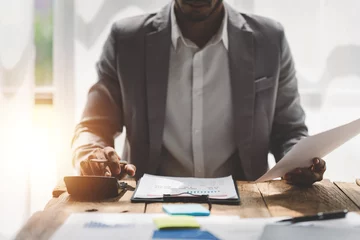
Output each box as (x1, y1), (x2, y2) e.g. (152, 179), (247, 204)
(162, 4), (237, 178)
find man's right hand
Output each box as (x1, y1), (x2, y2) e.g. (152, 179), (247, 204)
(79, 147), (136, 179)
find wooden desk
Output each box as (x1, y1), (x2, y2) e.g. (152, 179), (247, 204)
(15, 180), (360, 240)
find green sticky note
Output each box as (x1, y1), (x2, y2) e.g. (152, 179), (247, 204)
(153, 216), (200, 229)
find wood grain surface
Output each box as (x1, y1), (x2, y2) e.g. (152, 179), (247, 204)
(334, 182), (360, 209)
(14, 179), (360, 240)
(257, 179), (359, 217)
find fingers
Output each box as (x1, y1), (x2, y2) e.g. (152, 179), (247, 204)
(287, 168), (317, 186)
(87, 149), (107, 175)
(104, 166), (111, 177)
(80, 148), (109, 176)
(89, 161), (105, 176)
(125, 164), (136, 177)
(94, 148), (107, 162)
(81, 159), (106, 176)
(283, 168), (300, 182)
(80, 161), (92, 176)
(104, 147), (121, 175)
(80, 147), (136, 178)
(283, 168), (301, 181)
(116, 163), (136, 179)
(82, 160), (114, 177)
(283, 158), (327, 187)
(103, 147), (119, 163)
(312, 158), (326, 173)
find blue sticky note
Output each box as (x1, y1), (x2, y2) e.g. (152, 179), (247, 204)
(162, 204), (210, 216)
(152, 229), (220, 240)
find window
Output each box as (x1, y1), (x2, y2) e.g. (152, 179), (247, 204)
(34, 0), (53, 104)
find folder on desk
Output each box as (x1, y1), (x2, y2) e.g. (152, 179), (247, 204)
(131, 174), (240, 205)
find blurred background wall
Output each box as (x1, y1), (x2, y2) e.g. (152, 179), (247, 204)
(0, 0), (34, 238)
(0, 0), (360, 238)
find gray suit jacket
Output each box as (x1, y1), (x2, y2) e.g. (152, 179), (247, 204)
(72, 3), (308, 181)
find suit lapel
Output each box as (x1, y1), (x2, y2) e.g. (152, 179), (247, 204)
(145, 4), (172, 174)
(226, 4), (256, 179)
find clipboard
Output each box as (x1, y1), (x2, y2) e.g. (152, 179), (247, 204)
(130, 175), (240, 205)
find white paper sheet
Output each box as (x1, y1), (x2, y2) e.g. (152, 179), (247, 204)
(133, 174), (238, 199)
(260, 213), (360, 240)
(50, 213), (157, 240)
(202, 217), (286, 240)
(52, 213), (360, 240)
(256, 117), (360, 182)
(50, 213), (283, 240)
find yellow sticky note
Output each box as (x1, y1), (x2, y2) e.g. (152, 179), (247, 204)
(153, 216), (200, 229)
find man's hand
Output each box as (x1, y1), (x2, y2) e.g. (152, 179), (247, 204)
(283, 158), (326, 186)
(79, 147), (136, 179)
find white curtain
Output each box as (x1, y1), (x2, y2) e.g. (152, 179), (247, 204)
(0, 0), (34, 238)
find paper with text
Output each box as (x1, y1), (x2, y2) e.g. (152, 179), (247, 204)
(133, 174), (238, 199)
(256, 117), (360, 182)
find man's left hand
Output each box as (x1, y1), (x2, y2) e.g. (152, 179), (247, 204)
(283, 158), (326, 186)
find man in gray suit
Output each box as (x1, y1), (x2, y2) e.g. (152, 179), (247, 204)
(73, 0), (326, 186)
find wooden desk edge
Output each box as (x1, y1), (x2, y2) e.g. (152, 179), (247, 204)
(15, 179), (360, 240)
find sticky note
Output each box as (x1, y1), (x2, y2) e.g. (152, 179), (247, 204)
(163, 204), (210, 216)
(153, 216), (200, 229)
(152, 229), (220, 239)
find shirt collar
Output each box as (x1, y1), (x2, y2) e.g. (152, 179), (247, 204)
(171, 2), (229, 51)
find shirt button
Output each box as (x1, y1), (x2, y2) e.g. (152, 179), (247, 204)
(195, 130), (200, 134)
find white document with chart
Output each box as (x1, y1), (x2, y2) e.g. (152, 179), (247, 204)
(132, 174), (238, 200)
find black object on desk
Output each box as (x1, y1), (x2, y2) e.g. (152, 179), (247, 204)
(163, 193), (210, 203)
(64, 176), (134, 200)
(163, 192), (212, 210)
(277, 210), (348, 224)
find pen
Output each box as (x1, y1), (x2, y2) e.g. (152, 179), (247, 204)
(89, 159), (129, 179)
(89, 159), (128, 165)
(277, 210), (348, 224)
